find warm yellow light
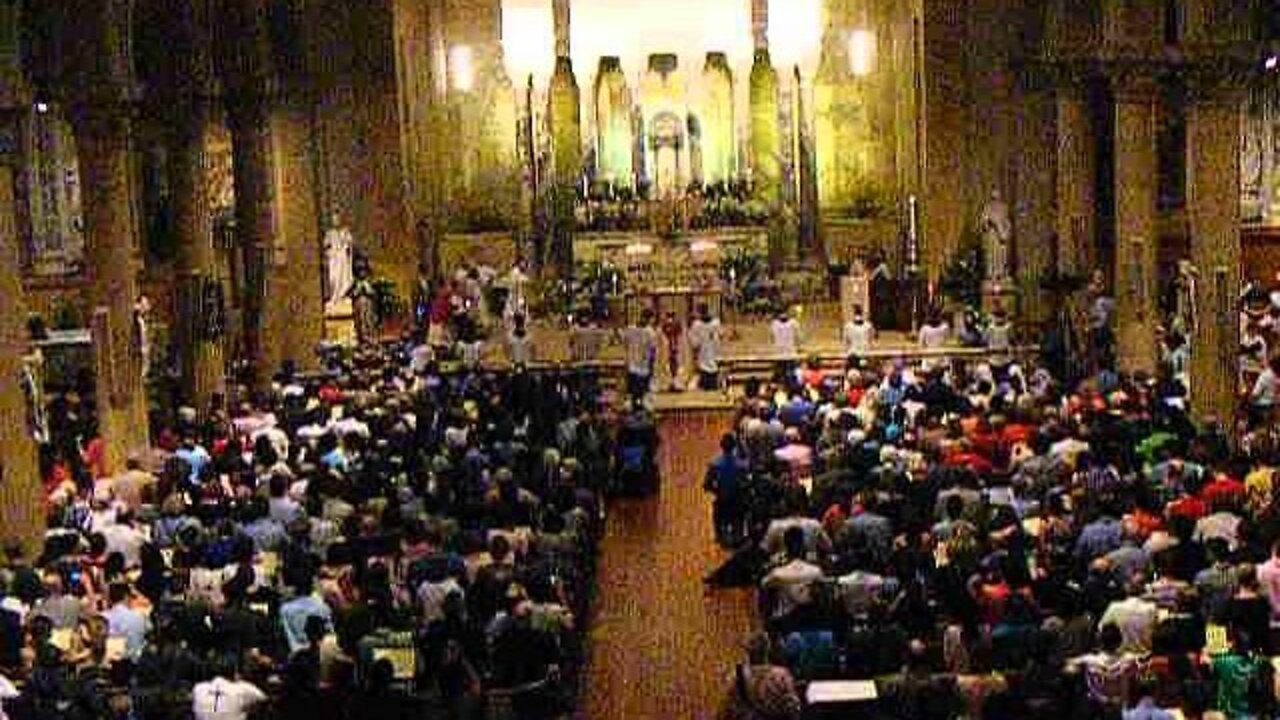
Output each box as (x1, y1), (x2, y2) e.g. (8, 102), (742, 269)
(502, 0), (555, 85)
(449, 45), (475, 92)
(768, 0), (823, 75)
(849, 29), (876, 77)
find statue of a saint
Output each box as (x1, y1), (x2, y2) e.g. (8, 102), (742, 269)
(979, 190), (1013, 282)
(349, 259), (379, 345)
(324, 212), (355, 308)
(1172, 259), (1199, 336)
(133, 293), (152, 379)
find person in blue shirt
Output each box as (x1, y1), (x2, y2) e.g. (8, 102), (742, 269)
(279, 577), (334, 654)
(705, 433), (749, 547)
(173, 437), (211, 485)
(102, 583), (149, 661)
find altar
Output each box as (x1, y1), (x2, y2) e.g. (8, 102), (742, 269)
(576, 228), (766, 323)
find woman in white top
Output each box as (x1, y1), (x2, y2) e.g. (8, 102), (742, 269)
(842, 306), (875, 359)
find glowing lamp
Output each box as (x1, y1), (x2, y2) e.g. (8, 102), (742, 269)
(624, 242), (654, 256)
(1266, 55), (1279, 72)
(502, 0), (556, 87)
(849, 29), (877, 77)
(768, 0), (823, 77)
(449, 45), (475, 92)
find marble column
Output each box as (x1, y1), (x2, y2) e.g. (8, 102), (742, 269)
(226, 92), (324, 385)
(0, 109), (44, 553)
(220, 0), (323, 386)
(1187, 72), (1245, 423)
(553, 0), (570, 60)
(168, 6), (224, 412)
(1054, 66), (1096, 275)
(1110, 68), (1160, 375)
(226, 96), (277, 385)
(68, 104), (151, 473)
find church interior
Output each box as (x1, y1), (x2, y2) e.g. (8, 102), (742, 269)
(1, 1), (1280, 718)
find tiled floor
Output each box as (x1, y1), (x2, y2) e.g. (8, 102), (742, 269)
(577, 411), (760, 719)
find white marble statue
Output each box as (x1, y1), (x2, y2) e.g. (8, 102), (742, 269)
(979, 190), (1013, 282)
(324, 213), (355, 307)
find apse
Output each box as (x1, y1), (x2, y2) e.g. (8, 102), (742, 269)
(567, 0), (753, 78)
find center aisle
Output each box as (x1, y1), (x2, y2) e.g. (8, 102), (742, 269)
(578, 410), (759, 719)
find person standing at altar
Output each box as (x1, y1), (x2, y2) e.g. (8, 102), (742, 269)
(503, 261), (531, 330)
(428, 280), (452, 349)
(507, 314), (535, 368)
(660, 311), (684, 392)
(771, 309), (804, 384)
(918, 312), (950, 349)
(771, 308), (803, 359)
(842, 305), (875, 364)
(623, 309), (659, 402)
(688, 304), (723, 391)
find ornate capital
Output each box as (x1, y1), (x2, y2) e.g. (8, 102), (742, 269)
(1182, 58), (1255, 106)
(53, 0), (138, 110)
(1039, 59), (1099, 97)
(1103, 60), (1165, 102)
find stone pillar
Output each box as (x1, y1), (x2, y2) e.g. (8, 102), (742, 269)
(167, 3), (224, 412)
(0, 109), (44, 553)
(1055, 66), (1097, 275)
(68, 105), (151, 473)
(55, 0), (150, 473)
(1109, 68), (1160, 374)
(226, 96), (277, 385)
(1187, 71), (1245, 423)
(220, 0), (324, 386)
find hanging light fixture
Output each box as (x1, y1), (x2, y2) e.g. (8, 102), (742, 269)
(768, 0), (822, 78)
(849, 29), (877, 77)
(501, 0), (556, 87)
(449, 45), (476, 92)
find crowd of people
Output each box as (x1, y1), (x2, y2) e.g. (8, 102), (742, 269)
(706, 349), (1280, 719)
(0, 339), (631, 720)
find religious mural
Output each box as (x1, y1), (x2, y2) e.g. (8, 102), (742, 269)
(23, 105), (84, 277)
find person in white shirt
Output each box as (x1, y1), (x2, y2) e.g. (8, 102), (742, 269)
(761, 526), (826, 622)
(0, 673), (17, 720)
(1250, 356), (1280, 425)
(622, 310), (659, 401)
(507, 314), (535, 367)
(918, 313), (951, 349)
(842, 306), (875, 360)
(192, 664), (268, 720)
(687, 304), (723, 391)
(1099, 595), (1158, 655)
(771, 309), (802, 359)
